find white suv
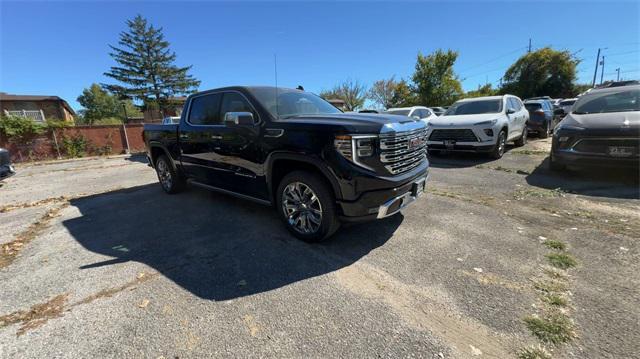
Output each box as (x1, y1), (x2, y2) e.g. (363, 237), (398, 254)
(385, 106), (438, 123)
(426, 95), (529, 158)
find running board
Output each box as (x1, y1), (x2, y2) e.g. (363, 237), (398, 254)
(187, 180), (272, 206)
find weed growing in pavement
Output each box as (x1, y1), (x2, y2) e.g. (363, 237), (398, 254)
(516, 345), (552, 359)
(543, 267), (568, 281)
(524, 311), (576, 344)
(546, 253), (577, 269)
(542, 294), (568, 307)
(543, 239), (566, 250)
(514, 188), (567, 200)
(533, 279), (568, 293)
(511, 149), (549, 155)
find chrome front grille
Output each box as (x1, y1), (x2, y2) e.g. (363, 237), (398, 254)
(379, 128), (428, 175)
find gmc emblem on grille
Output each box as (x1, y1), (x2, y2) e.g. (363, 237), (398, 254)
(408, 137), (423, 150)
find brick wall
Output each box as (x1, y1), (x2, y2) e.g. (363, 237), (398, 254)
(0, 124), (146, 162)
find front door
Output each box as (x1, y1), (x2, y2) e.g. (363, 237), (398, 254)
(214, 91), (268, 200)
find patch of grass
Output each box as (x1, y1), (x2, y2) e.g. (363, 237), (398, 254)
(533, 279), (567, 293)
(517, 345), (552, 359)
(543, 239), (566, 250)
(546, 253), (577, 269)
(514, 188), (566, 200)
(543, 267), (568, 281)
(524, 311), (576, 344)
(542, 294), (568, 307)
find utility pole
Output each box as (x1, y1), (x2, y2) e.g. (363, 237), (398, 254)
(600, 56), (605, 85)
(616, 68), (621, 81)
(592, 48), (601, 87)
(528, 38), (532, 53)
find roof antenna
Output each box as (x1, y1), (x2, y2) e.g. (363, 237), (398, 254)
(274, 53), (279, 119)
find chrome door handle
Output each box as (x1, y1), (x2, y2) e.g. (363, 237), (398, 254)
(210, 135), (222, 140)
(179, 134), (189, 140)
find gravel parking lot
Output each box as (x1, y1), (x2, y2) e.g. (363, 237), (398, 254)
(1, 139), (638, 358)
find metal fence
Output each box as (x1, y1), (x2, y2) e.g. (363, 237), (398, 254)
(3, 109), (46, 122)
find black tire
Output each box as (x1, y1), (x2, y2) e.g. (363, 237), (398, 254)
(514, 126), (527, 147)
(276, 171), (340, 242)
(539, 120), (550, 138)
(490, 130), (507, 159)
(155, 154), (185, 194)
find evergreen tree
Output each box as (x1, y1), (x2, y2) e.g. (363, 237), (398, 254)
(103, 15), (200, 115)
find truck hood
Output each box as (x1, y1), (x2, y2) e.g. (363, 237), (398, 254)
(428, 113), (502, 126)
(561, 111), (640, 130)
(277, 113), (424, 133)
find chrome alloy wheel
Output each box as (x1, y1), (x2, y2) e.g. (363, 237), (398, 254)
(157, 159), (172, 191)
(282, 182), (323, 234)
(497, 132), (506, 156)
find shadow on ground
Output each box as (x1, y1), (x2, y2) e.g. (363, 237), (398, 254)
(526, 157), (640, 200)
(63, 184), (401, 300)
(427, 146), (517, 168)
(124, 153), (149, 164)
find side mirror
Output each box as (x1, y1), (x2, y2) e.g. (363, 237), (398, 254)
(506, 108), (516, 115)
(224, 112), (255, 126)
(412, 115), (421, 120)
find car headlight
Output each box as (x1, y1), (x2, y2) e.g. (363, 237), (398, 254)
(474, 119), (498, 126)
(334, 134), (377, 170)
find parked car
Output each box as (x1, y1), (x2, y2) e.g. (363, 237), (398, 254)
(162, 116), (180, 125)
(550, 85), (639, 171)
(524, 99), (557, 138)
(143, 86), (429, 241)
(429, 107), (446, 116)
(0, 148), (16, 181)
(426, 95), (529, 158)
(557, 98), (577, 117)
(384, 106), (438, 123)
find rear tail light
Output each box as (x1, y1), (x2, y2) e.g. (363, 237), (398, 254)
(534, 109), (545, 115)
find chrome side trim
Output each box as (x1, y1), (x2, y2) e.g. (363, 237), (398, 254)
(264, 128), (285, 138)
(188, 180), (271, 205)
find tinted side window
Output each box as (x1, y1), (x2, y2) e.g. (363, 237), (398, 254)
(188, 93), (222, 125)
(220, 92), (255, 120)
(424, 108), (432, 117)
(512, 98), (523, 111)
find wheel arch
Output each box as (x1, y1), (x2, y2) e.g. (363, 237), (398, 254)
(266, 153), (342, 204)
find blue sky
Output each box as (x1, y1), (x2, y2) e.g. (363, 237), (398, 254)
(1, 1), (639, 110)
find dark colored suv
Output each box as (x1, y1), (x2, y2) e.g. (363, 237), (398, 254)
(524, 99), (556, 138)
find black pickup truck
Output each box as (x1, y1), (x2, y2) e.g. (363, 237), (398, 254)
(143, 86), (429, 241)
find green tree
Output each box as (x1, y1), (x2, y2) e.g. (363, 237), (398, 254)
(389, 79), (417, 107)
(500, 47), (579, 98)
(103, 15), (200, 115)
(411, 49), (463, 106)
(465, 83), (498, 98)
(320, 79), (367, 111)
(76, 84), (140, 125)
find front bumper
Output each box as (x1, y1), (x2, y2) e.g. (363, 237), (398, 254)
(426, 124), (498, 152)
(338, 170), (428, 222)
(0, 165), (16, 180)
(552, 133), (640, 169)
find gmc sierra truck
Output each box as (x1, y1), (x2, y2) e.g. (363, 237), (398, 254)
(143, 86), (429, 241)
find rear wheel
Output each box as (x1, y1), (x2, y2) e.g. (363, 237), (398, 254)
(514, 126), (527, 147)
(155, 155), (185, 194)
(276, 171), (340, 242)
(490, 130), (507, 159)
(539, 120), (550, 138)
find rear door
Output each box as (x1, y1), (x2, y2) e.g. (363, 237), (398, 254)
(178, 92), (229, 186)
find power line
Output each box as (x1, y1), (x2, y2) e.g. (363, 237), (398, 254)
(457, 46), (527, 74)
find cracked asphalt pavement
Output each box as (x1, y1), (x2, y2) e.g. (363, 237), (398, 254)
(1, 139), (638, 358)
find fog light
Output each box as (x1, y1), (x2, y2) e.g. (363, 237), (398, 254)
(484, 129), (494, 137)
(559, 136), (569, 142)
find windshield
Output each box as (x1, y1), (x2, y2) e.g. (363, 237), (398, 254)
(573, 89), (640, 114)
(385, 109), (411, 116)
(249, 87), (342, 119)
(443, 99), (503, 115)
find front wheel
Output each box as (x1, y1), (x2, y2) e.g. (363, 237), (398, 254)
(276, 171), (340, 242)
(490, 130), (507, 159)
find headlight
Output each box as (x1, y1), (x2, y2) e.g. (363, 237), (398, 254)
(474, 119), (498, 126)
(334, 134), (377, 170)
